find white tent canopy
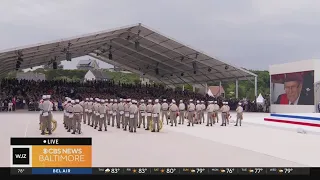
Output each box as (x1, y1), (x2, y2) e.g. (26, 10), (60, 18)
(207, 89), (214, 97)
(256, 93), (264, 104)
(0, 23), (257, 86)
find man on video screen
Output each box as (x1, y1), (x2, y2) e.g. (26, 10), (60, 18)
(275, 73), (308, 105)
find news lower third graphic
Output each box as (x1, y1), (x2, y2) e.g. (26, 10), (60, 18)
(9, 167), (317, 175)
(10, 137), (92, 174)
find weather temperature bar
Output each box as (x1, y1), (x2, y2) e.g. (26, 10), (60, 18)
(11, 167), (318, 175)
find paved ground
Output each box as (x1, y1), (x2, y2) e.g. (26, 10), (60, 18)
(1, 111), (319, 167)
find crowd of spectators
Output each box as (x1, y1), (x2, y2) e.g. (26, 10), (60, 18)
(0, 79), (266, 112)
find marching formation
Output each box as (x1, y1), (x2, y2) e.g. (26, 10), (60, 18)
(38, 96), (244, 135)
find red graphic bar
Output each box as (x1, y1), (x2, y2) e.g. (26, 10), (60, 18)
(264, 118), (320, 127)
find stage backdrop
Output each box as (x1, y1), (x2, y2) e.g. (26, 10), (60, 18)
(271, 70), (314, 105)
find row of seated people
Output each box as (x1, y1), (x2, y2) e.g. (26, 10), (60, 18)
(0, 79), (250, 112)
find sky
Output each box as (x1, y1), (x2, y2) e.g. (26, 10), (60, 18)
(1, 0), (320, 70)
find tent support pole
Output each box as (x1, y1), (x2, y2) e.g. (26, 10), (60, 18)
(219, 81), (222, 97)
(236, 79), (239, 99)
(254, 76), (258, 97)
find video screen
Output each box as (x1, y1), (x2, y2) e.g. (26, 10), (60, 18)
(271, 70), (314, 105)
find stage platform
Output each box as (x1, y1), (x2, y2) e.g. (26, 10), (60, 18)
(1, 111), (320, 167)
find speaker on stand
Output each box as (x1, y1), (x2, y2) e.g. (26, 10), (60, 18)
(53, 62), (57, 69)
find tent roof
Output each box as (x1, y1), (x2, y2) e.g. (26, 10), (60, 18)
(0, 23), (257, 85)
(78, 59), (94, 65)
(88, 70), (110, 80)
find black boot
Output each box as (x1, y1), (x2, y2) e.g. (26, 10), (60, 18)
(98, 128), (102, 131)
(187, 123), (190, 126)
(145, 128), (149, 130)
(67, 129), (71, 132)
(71, 131), (75, 134)
(41, 131), (45, 135)
(105, 128), (107, 131)
(48, 131), (52, 135)
(151, 130), (155, 132)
